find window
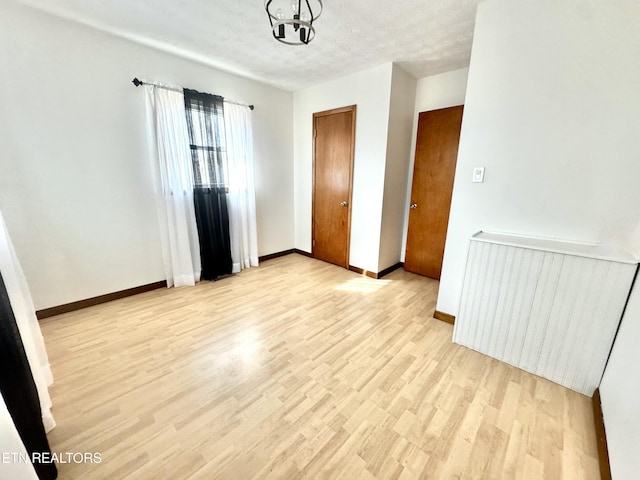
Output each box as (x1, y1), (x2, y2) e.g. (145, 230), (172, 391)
(183, 89), (228, 189)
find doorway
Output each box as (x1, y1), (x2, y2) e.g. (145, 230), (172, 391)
(404, 105), (464, 280)
(312, 105), (356, 268)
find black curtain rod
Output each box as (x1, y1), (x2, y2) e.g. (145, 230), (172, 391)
(132, 77), (254, 110)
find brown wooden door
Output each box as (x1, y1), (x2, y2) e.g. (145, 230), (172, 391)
(405, 105), (463, 279)
(313, 106), (356, 268)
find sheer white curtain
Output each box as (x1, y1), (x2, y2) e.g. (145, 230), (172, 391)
(145, 85), (201, 287)
(0, 209), (55, 433)
(0, 396), (38, 480)
(224, 102), (259, 273)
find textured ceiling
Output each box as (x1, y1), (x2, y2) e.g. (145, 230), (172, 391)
(17, 0), (481, 91)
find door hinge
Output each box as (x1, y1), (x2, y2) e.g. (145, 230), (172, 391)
(312, 240), (315, 247)
(314, 129), (317, 139)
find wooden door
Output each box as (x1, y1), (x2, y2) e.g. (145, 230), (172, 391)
(312, 106), (356, 268)
(404, 105), (463, 279)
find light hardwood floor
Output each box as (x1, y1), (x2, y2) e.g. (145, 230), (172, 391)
(40, 254), (600, 479)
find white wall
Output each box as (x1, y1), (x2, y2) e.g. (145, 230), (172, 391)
(0, 3), (294, 310)
(400, 68), (469, 262)
(413, 68), (469, 114)
(600, 278), (640, 480)
(379, 65), (416, 271)
(437, 0), (640, 316)
(293, 63), (393, 272)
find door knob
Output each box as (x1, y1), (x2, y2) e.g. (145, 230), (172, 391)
(340, 201), (348, 207)
(410, 203), (418, 209)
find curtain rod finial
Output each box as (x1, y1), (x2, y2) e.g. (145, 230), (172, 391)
(132, 77), (142, 87)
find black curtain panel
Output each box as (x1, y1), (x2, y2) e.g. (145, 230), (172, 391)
(183, 89), (232, 280)
(0, 272), (57, 480)
(193, 187), (232, 279)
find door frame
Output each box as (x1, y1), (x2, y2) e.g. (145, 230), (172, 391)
(312, 105), (357, 268)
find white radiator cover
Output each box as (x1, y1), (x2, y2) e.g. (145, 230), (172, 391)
(453, 232), (637, 396)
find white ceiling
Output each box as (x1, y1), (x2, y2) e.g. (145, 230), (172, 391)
(17, 0), (482, 91)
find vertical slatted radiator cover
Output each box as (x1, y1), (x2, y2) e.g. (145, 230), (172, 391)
(453, 232), (637, 396)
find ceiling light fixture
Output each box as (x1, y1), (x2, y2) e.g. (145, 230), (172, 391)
(265, 0), (322, 46)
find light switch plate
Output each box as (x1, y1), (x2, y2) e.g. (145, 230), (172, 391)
(472, 167), (485, 183)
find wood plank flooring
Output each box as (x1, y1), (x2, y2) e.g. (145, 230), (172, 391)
(40, 254), (600, 479)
